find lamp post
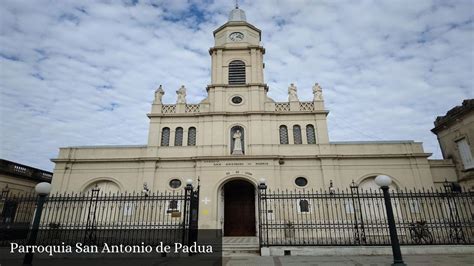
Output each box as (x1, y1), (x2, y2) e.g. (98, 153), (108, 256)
(374, 175), (406, 266)
(23, 182), (51, 266)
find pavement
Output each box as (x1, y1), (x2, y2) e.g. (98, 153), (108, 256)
(1, 254), (472, 266)
(223, 254), (474, 266)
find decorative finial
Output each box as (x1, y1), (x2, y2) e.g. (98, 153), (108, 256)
(235, 0), (239, 9)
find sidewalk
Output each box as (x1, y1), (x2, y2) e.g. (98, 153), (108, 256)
(223, 254), (474, 266)
(0, 254), (472, 266)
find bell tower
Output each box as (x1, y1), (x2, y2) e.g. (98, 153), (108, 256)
(210, 7), (264, 85)
(206, 6), (268, 112)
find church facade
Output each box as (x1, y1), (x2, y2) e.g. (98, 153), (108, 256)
(51, 7), (457, 235)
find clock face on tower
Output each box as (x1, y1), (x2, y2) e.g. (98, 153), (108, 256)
(229, 32), (244, 42)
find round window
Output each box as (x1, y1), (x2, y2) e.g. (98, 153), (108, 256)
(231, 96), (243, 104)
(295, 177), (308, 187)
(169, 179), (182, 189)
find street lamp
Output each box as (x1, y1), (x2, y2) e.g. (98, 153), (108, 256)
(34, 182), (52, 196)
(23, 182), (52, 265)
(374, 175), (406, 266)
(186, 179), (193, 189)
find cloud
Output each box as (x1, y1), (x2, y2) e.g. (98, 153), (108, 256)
(0, 0), (473, 171)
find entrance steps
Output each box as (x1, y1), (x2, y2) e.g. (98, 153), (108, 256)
(222, 237), (260, 256)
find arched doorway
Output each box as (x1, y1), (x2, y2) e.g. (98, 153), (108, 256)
(224, 180), (256, 236)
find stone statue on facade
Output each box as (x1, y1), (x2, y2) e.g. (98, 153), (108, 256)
(288, 83), (299, 102)
(176, 85), (186, 104)
(232, 129), (243, 155)
(154, 85), (165, 104)
(313, 83), (323, 101)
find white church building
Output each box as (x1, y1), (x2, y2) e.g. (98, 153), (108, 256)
(50, 6), (457, 236)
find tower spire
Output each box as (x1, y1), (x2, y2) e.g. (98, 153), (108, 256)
(228, 0), (246, 21)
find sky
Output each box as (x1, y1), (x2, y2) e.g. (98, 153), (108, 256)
(1, 0), (473, 171)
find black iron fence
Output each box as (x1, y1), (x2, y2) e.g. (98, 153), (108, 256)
(0, 186), (199, 247)
(258, 184), (473, 246)
(3, 181), (473, 249)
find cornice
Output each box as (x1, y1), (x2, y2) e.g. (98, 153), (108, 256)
(213, 21), (261, 37)
(206, 83), (268, 90)
(51, 152), (432, 164)
(147, 110), (329, 118)
(209, 45), (265, 55)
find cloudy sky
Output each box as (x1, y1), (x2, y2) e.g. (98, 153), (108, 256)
(1, 0), (473, 171)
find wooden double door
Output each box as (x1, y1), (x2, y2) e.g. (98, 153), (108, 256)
(223, 180), (256, 236)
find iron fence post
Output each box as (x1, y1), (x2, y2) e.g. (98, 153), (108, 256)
(381, 186), (406, 266)
(22, 194), (47, 265)
(0, 185), (10, 223)
(182, 182), (193, 245)
(188, 187), (199, 248)
(443, 180), (464, 243)
(350, 181), (366, 245)
(84, 185), (100, 244)
(1, 185), (10, 199)
(258, 180), (267, 247)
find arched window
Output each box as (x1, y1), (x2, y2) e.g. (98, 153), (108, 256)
(83, 180), (121, 220)
(358, 176), (398, 192)
(228, 60), (245, 85)
(161, 127), (170, 146)
(279, 125), (289, 144)
(293, 125), (302, 144)
(84, 180), (120, 194)
(187, 127), (196, 146)
(358, 176), (401, 219)
(175, 127), (183, 146)
(306, 124), (316, 144)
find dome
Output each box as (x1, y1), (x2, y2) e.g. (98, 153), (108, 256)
(228, 7), (246, 22)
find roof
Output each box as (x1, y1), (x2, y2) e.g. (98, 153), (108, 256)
(432, 99), (474, 133)
(0, 159), (53, 182)
(330, 140), (415, 144)
(228, 6), (246, 22)
(213, 6), (261, 37)
(62, 145), (147, 149)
